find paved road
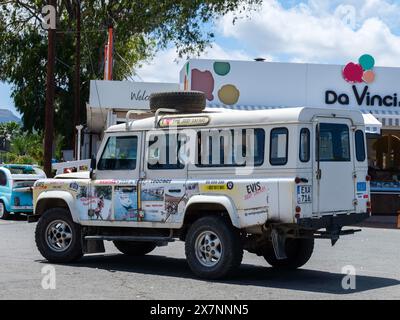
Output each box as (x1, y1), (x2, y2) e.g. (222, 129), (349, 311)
(0, 217), (399, 300)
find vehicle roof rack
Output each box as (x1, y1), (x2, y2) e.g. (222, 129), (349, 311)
(154, 108), (178, 128)
(125, 110), (150, 131)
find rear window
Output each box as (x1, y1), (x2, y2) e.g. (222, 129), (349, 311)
(317, 123), (350, 162)
(355, 130), (366, 162)
(270, 128), (288, 165)
(299, 128), (310, 162)
(196, 128), (265, 167)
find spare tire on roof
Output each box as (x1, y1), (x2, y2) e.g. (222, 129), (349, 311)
(149, 91), (206, 113)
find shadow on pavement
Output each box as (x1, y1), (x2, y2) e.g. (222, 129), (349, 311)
(0, 214), (27, 222)
(40, 253), (400, 295)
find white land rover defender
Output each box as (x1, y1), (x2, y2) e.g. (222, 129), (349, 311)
(31, 92), (370, 279)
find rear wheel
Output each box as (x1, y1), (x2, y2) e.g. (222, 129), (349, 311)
(185, 216), (243, 279)
(0, 201), (10, 220)
(35, 208), (83, 263)
(113, 241), (156, 256)
(263, 238), (314, 270)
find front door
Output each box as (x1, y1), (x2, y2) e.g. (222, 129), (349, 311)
(84, 133), (141, 222)
(313, 118), (356, 215)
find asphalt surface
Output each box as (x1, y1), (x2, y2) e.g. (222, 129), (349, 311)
(0, 217), (399, 300)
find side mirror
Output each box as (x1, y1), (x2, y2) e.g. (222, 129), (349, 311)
(89, 156), (96, 180)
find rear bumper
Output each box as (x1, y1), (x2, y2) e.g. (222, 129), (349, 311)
(297, 212), (370, 230)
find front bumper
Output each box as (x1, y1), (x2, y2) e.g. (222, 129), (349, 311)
(297, 212), (369, 230)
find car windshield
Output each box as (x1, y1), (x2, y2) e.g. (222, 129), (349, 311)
(7, 167), (37, 174)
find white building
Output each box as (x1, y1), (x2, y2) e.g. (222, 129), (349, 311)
(83, 57), (400, 215)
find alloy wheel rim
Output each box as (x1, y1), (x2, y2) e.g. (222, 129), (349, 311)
(194, 230), (222, 267)
(45, 220), (73, 252)
(0, 203), (4, 218)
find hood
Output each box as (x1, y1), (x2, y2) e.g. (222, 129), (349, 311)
(55, 171), (90, 179)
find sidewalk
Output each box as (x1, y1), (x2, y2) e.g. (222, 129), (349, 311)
(358, 215), (399, 229)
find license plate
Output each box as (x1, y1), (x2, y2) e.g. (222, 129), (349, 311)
(297, 185), (312, 203)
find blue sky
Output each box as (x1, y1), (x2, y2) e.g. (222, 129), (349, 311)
(2, 0), (400, 112)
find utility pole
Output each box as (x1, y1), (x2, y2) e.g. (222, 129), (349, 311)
(43, 0), (56, 177)
(73, 0), (81, 159)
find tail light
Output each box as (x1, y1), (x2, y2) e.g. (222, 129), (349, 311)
(295, 177), (309, 184)
(366, 175), (371, 181)
(366, 201), (371, 215)
(295, 206), (301, 219)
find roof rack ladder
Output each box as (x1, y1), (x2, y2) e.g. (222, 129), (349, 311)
(125, 110), (149, 130)
(154, 108), (177, 128)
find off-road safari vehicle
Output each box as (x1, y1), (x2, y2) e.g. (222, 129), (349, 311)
(31, 91), (370, 279)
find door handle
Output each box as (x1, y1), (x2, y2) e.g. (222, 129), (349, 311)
(316, 169), (322, 180)
(168, 189), (182, 193)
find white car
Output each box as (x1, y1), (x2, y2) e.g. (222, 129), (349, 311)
(31, 92), (370, 279)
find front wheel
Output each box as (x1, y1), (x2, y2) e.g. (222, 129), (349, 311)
(0, 201), (10, 220)
(185, 216), (243, 279)
(113, 241), (156, 256)
(263, 238), (314, 270)
(35, 208), (83, 263)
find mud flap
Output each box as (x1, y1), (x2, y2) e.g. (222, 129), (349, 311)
(83, 239), (105, 254)
(271, 229), (287, 260)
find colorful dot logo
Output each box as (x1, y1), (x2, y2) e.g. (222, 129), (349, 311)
(343, 54), (375, 84)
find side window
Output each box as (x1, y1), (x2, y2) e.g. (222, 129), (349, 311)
(270, 127), (288, 165)
(355, 130), (366, 162)
(299, 128), (310, 162)
(317, 123), (350, 162)
(0, 171), (6, 186)
(147, 133), (185, 170)
(98, 136), (138, 170)
(196, 128), (265, 167)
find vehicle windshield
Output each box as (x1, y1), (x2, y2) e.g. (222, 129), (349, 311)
(7, 167), (38, 175)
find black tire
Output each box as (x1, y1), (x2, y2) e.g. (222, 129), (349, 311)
(150, 91), (206, 113)
(35, 208), (83, 263)
(0, 201), (10, 220)
(113, 241), (156, 256)
(185, 216), (243, 279)
(263, 238), (314, 270)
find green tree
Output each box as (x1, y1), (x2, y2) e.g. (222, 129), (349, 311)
(0, 0), (260, 150)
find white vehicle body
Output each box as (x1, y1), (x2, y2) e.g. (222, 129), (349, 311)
(32, 106), (370, 278)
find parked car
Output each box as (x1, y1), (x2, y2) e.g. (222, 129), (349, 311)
(0, 164), (46, 219)
(31, 92), (370, 279)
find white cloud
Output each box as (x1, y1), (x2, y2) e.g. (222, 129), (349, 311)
(218, 0), (400, 67)
(133, 0), (400, 83)
(135, 44), (253, 83)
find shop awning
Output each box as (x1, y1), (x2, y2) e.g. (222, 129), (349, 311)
(362, 109), (400, 130)
(362, 112), (382, 135)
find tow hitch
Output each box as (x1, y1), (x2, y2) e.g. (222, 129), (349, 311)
(313, 227), (362, 246)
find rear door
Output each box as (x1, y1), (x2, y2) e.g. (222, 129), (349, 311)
(313, 118), (356, 215)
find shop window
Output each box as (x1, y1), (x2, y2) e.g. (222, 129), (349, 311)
(355, 130), (366, 162)
(98, 136), (137, 170)
(371, 134), (400, 171)
(299, 128), (310, 162)
(196, 128), (265, 167)
(147, 133), (185, 170)
(317, 123), (350, 162)
(270, 128), (288, 165)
